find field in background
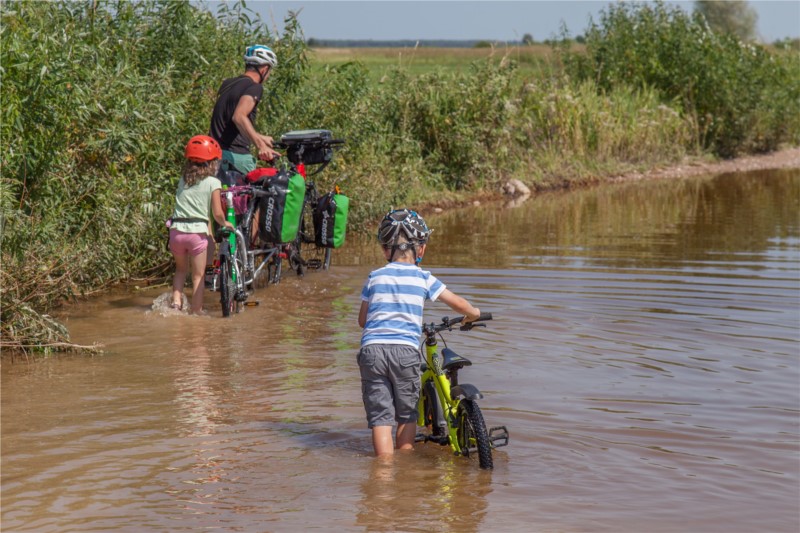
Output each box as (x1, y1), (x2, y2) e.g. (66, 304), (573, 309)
(308, 44), (572, 79)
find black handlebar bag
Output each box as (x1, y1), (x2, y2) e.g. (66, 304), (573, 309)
(280, 129), (334, 166)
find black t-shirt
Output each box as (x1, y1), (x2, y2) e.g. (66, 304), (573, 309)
(209, 76), (264, 154)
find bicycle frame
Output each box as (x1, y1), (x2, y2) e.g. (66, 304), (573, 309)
(214, 185), (283, 316)
(418, 328), (475, 456)
(416, 314), (509, 468)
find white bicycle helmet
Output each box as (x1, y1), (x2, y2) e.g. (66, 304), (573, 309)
(244, 44), (278, 68)
(378, 209), (432, 263)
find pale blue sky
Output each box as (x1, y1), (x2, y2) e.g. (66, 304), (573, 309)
(225, 1), (800, 43)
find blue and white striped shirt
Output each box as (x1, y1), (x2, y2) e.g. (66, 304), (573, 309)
(360, 262), (446, 347)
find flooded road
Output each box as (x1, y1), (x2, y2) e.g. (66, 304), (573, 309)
(2, 169), (799, 532)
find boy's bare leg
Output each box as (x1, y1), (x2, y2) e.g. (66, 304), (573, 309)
(395, 422), (416, 450)
(372, 425), (394, 456)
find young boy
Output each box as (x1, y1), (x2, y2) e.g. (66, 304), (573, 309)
(357, 209), (481, 456)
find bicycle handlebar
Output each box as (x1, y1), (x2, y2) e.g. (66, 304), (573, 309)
(273, 138), (345, 150)
(426, 313), (493, 333)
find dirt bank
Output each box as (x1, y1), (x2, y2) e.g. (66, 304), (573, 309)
(421, 146), (800, 216)
(607, 146), (800, 183)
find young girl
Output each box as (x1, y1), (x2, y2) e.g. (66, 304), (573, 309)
(168, 135), (233, 314)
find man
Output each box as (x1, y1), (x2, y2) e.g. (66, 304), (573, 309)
(209, 44), (280, 174)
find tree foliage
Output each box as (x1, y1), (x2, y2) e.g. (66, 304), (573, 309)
(565, 0), (799, 157)
(1, 0), (308, 352)
(695, 0), (758, 42)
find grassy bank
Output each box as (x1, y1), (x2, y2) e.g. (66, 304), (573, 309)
(2, 0), (798, 354)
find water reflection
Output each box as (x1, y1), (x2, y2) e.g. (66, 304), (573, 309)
(424, 169), (800, 270)
(357, 454), (492, 532)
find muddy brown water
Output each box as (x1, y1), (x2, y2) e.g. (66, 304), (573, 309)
(2, 169), (799, 532)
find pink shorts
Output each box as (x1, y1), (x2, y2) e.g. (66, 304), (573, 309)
(169, 229), (213, 257)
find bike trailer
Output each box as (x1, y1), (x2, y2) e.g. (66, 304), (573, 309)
(257, 169), (305, 243)
(280, 129), (334, 166)
(313, 192), (349, 248)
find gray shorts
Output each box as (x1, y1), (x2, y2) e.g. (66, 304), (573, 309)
(358, 344), (422, 428)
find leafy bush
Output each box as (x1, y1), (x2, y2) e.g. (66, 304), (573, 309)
(565, 0), (800, 157)
(1, 0), (308, 352)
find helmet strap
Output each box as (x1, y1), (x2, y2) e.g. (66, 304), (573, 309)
(386, 240), (420, 264)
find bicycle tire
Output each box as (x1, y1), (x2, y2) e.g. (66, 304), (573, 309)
(219, 254), (235, 317)
(271, 253), (282, 284)
(423, 380), (446, 437)
(323, 247), (332, 270)
(252, 252), (270, 289)
(456, 399), (493, 469)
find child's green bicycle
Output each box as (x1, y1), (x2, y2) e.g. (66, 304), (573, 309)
(416, 313), (509, 469)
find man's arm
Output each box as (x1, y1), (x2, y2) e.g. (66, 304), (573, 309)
(231, 95), (278, 160)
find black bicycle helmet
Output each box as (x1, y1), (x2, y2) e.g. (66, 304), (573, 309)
(378, 209), (432, 262)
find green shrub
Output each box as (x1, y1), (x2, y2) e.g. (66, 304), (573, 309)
(565, 0), (800, 157)
(1, 0), (308, 352)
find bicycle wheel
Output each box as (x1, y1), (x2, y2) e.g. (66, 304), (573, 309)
(219, 254), (235, 317)
(270, 253), (283, 284)
(423, 380), (446, 437)
(456, 400), (493, 469)
(251, 252), (270, 289)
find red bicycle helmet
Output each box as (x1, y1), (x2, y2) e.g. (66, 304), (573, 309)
(185, 135), (222, 162)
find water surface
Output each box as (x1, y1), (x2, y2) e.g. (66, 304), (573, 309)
(2, 169), (798, 532)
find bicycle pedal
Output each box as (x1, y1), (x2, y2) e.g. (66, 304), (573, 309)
(414, 432), (427, 443)
(488, 426), (509, 448)
(244, 301), (259, 307)
(306, 259), (322, 269)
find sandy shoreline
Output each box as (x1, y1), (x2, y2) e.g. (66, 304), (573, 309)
(422, 146), (800, 215)
(607, 146), (800, 183)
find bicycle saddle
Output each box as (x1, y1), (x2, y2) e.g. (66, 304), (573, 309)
(442, 348), (472, 371)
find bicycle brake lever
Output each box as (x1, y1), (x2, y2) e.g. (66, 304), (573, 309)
(460, 323), (486, 331)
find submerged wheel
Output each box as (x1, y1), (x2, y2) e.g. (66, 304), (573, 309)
(323, 247), (332, 270)
(456, 400), (493, 469)
(252, 252), (270, 289)
(270, 254), (283, 284)
(423, 380), (446, 437)
(219, 255), (235, 317)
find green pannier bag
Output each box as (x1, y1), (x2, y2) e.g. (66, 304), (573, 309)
(313, 192), (349, 248)
(258, 170), (305, 243)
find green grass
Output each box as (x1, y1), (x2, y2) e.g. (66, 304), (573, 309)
(308, 44), (564, 81)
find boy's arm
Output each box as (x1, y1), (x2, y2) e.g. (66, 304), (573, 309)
(358, 300), (368, 328)
(437, 289), (480, 323)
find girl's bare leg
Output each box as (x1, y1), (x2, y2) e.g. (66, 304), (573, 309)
(172, 253), (189, 308)
(189, 249), (207, 313)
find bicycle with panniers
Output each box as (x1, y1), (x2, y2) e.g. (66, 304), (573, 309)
(273, 130), (349, 276)
(207, 166), (303, 316)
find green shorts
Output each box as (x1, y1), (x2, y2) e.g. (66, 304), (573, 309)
(222, 150), (256, 175)
(358, 344), (422, 428)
